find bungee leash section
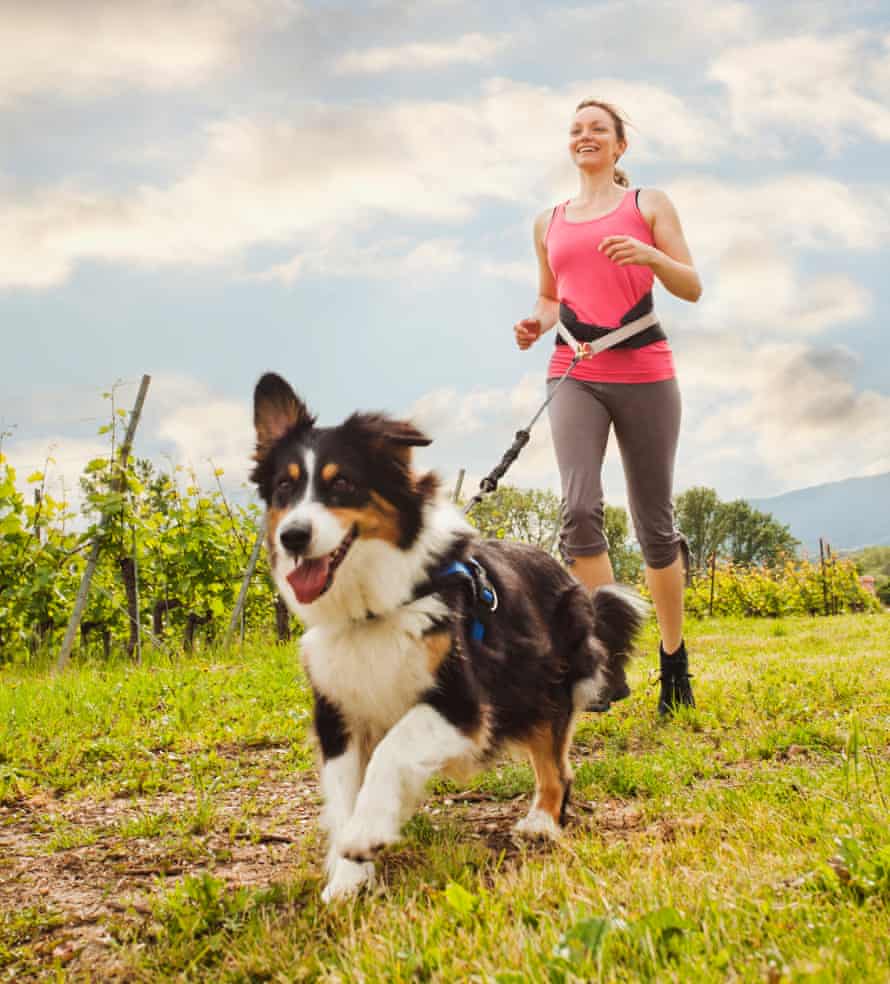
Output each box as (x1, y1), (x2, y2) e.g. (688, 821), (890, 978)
(461, 342), (584, 517)
(462, 310), (660, 517)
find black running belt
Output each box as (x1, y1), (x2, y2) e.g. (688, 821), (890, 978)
(555, 291), (667, 350)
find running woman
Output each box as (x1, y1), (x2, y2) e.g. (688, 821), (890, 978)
(514, 98), (702, 716)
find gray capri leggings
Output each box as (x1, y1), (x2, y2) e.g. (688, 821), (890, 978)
(547, 375), (687, 570)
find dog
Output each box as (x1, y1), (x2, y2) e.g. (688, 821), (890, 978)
(250, 372), (645, 902)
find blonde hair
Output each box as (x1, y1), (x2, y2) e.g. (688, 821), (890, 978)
(574, 99), (630, 187)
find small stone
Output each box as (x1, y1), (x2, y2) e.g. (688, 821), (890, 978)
(52, 942), (80, 965)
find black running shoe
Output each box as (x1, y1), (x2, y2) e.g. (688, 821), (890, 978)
(658, 641), (695, 717)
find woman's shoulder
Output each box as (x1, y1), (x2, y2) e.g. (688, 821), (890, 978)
(533, 203), (564, 244)
(635, 187), (674, 222)
(635, 186), (670, 202)
(534, 203), (563, 227)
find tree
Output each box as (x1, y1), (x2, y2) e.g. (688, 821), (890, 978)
(466, 485), (642, 583)
(675, 487), (799, 572)
(603, 504), (643, 584)
(467, 485), (561, 554)
(674, 486), (726, 573)
(719, 499), (798, 567)
(850, 546), (890, 577)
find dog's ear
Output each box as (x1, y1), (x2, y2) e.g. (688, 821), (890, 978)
(343, 414), (432, 465)
(378, 419), (432, 450)
(253, 373), (314, 459)
(373, 419), (432, 466)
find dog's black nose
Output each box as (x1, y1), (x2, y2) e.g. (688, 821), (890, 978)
(279, 523), (312, 556)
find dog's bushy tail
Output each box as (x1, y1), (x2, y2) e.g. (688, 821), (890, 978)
(591, 584), (649, 672)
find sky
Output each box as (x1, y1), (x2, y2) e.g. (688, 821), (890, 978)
(2, 0), (889, 518)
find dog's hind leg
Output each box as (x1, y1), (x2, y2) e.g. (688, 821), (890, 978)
(338, 703), (478, 863)
(514, 713), (575, 841)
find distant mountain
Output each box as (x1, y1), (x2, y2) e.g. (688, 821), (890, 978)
(749, 472), (890, 556)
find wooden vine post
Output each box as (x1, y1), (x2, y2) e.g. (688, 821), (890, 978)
(452, 468), (465, 504)
(708, 551), (717, 617)
(55, 375), (152, 672)
(223, 517), (266, 649)
(818, 537), (829, 616)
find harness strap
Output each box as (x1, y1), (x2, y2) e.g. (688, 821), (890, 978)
(555, 292), (666, 352)
(412, 558), (498, 642)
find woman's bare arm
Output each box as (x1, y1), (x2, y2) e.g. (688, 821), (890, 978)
(514, 210), (561, 349)
(599, 189), (702, 303)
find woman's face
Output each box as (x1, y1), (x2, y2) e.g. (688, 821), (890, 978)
(568, 105), (626, 170)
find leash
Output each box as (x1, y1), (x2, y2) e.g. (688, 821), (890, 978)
(462, 311), (660, 516)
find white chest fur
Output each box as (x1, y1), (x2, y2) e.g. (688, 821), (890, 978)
(302, 598), (447, 735)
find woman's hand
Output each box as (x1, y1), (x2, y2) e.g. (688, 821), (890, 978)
(598, 235), (658, 267)
(514, 317), (542, 350)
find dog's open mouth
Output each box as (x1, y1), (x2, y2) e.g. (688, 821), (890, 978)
(286, 525), (357, 604)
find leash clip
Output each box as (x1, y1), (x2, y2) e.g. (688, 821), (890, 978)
(467, 558), (498, 614)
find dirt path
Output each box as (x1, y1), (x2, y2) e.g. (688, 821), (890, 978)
(0, 749), (320, 980)
(0, 746), (667, 981)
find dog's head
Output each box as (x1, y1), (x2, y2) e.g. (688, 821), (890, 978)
(250, 373), (438, 606)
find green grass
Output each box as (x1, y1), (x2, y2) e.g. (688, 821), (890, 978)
(0, 642), (314, 803)
(1, 613), (888, 981)
(0, 907), (66, 977)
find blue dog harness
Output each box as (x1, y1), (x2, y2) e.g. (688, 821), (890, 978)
(436, 559), (498, 641)
(412, 557), (498, 642)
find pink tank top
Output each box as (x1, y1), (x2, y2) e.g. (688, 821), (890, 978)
(545, 189), (675, 384)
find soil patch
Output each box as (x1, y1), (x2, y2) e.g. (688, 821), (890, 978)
(0, 750), (664, 979)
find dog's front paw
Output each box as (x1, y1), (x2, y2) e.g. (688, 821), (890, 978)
(338, 812), (400, 862)
(322, 858), (376, 903)
(513, 808), (562, 841)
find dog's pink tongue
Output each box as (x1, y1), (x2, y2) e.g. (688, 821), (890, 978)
(286, 557), (330, 604)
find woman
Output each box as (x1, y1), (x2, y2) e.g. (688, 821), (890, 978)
(513, 99), (701, 717)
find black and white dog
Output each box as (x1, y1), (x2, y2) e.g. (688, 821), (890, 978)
(250, 373), (644, 902)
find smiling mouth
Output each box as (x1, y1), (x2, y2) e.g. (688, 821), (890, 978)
(285, 524), (357, 604)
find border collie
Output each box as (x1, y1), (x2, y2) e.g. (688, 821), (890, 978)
(250, 373), (645, 902)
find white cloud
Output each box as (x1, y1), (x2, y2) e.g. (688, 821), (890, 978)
(478, 258), (535, 285)
(0, 78), (722, 289)
(250, 236), (464, 284)
(333, 32), (510, 74)
(710, 33), (890, 150)
(407, 384), (509, 437)
(562, 0), (758, 61)
(3, 375), (256, 508)
(667, 174), (888, 261)
(3, 436), (111, 518)
(673, 328), (890, 494)
(722, 344), (890, 488)
(148, 376), (254, 489)
(692, 241), (870, 340)
(662, 174), (881, 344)
(0, 0), (300, 106)
(868, 33), (890, 97)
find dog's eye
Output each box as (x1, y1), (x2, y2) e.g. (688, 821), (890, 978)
(275, 478), (292, 496)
